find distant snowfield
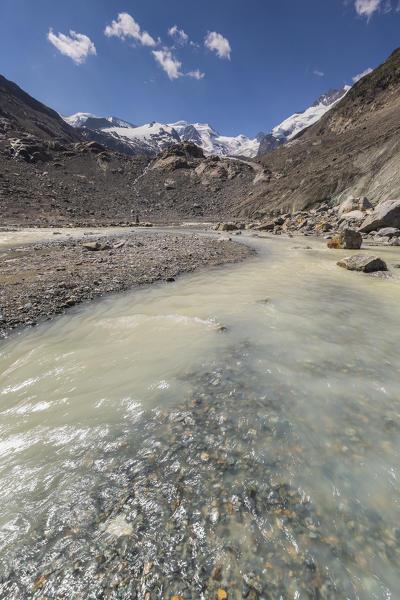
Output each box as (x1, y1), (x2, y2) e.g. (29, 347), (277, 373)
(63, 85), (351, 158)
(270, 86), (351, 142)
(98, 121), (259, 157)
(64, 112), (97, 128)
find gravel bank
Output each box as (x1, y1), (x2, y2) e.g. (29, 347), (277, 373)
(0, 231), (254, 338)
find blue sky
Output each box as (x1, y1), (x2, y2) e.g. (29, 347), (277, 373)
(0, 0), (399, 137)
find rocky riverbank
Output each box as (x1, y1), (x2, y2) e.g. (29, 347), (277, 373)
(214, 196), (400, 245)
(0, 231), (253, 338)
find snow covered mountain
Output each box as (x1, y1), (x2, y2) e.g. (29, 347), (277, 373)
(64, 113), (136, 130)
(63, 86), (351, 158)
(63, 113), (259, 157)
(167, 121), (259, 157)
(257, 86), (351, 154)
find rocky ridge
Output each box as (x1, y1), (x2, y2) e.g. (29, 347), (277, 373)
(237, 47), (400, 219)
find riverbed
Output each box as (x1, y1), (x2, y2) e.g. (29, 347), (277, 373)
(1, 234), (400, 599)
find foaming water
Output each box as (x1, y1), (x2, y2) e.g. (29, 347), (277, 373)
(1, 235), (400, 599)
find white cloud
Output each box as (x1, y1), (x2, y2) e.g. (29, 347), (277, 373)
(152, 49), (183, 79)
(354, 0), (382, 18)
(204, 31), (231, 60)
(105, 12), (156, 46)
(168, 25), (189, 45)
(47, 29), (96, 65)
(352, 67), (373, 82)
(383, 0), (392, 12)
(187, 69), (205, 80)
(313, 70), (325, 77)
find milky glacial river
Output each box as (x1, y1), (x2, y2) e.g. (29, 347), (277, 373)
(1, 234), (400, 599)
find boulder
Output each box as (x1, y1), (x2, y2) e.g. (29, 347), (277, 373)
(152, 156), (189, 171)
(337, 255), (388, 273)
(339, 210), (364, 222)
(327, 229), (362, 249)
(359, 199), (400, 233)
(213, 223), (238, 232)
(316, 221), (333, 232)
(256, 221), (275, 231)
(195, 161), (228, 179)
(375, 227), (400, 238)
(338, 197), (359, 216)
(83, 241), (101, 251)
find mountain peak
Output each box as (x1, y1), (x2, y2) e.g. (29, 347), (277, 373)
(258, 85), (350, 155)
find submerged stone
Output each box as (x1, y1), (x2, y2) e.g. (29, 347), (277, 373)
(105, 514), (133, 537)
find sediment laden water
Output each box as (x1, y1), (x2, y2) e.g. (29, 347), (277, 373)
(1, 235), (400, 599)
(0, 227), (128, 250)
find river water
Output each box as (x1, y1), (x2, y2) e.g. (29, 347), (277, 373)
(0, 227), (128, 250)
(1, 234), (400, 599)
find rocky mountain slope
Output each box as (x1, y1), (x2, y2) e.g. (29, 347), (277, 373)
(257, 87), (350, 154)
(235, 47), (400, 218)
(2, 44), (400, 227)
(0, 74), (76, 142)
(0, 74), (254, 226)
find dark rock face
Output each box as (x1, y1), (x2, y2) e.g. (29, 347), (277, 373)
(180, 125), (203, 146)
(337, 255), (388, 273)
(257, 133), (284, 154)
(0, 74), (77, 141)
(9, 137), (51, 163)
(359, 199), (400, 233)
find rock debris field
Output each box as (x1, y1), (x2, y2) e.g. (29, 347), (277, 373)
(0, 231), (253, 337)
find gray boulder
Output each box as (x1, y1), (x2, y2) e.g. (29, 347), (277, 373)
(359, 199), (400, 233)
(213, 222), (238, 232)
(337, 255), (388, 273)
(256, 221), (275, 231)
(375, 227), (400, 238)
(327, 228), (362, 249)
(339, 210), (364, 222)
